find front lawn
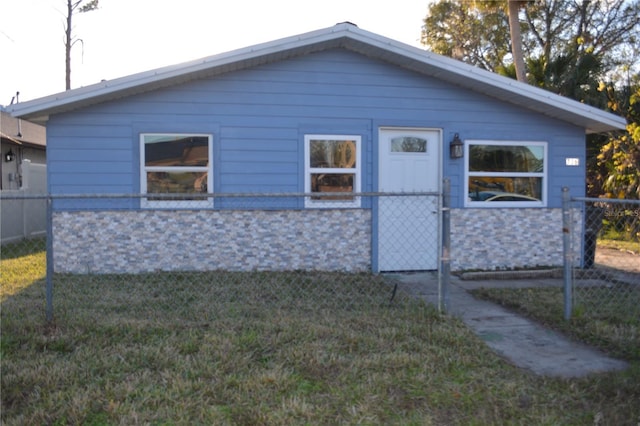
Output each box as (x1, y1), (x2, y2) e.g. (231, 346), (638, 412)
(2, 241), (639, 424)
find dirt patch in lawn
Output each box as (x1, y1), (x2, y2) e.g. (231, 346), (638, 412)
(596, 247), (640, 273)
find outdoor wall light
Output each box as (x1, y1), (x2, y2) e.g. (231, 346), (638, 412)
(5, 149), (15, 162)
(449, 133), (463, 159)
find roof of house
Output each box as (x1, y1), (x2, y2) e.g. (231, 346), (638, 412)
(0, 109), (46, 148)
(9, 22), (627, 134)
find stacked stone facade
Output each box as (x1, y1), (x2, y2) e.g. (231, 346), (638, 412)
(53, 206), (582, 273)
(450, 208), (583, 271)
(53, 209), (372, 273)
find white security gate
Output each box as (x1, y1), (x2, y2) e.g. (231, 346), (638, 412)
(378, 128), (440, 271)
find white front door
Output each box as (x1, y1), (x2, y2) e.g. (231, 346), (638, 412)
(378, 128), (440, 271)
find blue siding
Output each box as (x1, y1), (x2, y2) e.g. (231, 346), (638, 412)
(46, 48), (586, 210)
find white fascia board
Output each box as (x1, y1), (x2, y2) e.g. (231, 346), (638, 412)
(343, 27), (627, 133)
(10, 22), (627, 133)
(9, 25), (349, 120)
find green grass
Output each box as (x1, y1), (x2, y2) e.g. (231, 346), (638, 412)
(2, 241), (640, 425)
(0, 238), (46, 302)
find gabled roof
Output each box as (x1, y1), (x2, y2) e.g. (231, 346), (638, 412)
(9, 22), (626, 133)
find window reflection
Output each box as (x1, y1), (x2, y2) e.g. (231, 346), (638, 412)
(305, 135), (360, 207)
(309, 140), (356, 168)
(145, 136), (209, 167)
(469, 145), (544, 173)
(468, 177), (542, 202)
(467, 142), (546, 205)
(391, 137), (427, 153)
(310, 173), (354, 200)
(146, 172), (208, 199)
(141, 133), (212, 208)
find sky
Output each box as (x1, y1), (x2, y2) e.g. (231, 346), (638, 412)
(0, 0), (431, 105)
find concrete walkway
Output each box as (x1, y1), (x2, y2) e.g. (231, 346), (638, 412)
(387, 273), (629, 378)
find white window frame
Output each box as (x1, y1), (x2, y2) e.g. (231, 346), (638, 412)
(304, 134), (362, 208)
(464, 140), (547, 208)
(140, 133), (213, 208)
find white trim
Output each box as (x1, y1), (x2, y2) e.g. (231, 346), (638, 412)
(304, 134), (361, 208)
(10, 24), (625, 133)
(464, 140), (548, 208)
(140, 133), (213, 209)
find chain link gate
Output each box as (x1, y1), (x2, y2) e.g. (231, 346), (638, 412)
(562, 187), (640, 323)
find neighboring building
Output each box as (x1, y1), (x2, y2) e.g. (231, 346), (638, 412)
(1, 108), (46, 190)
(10, 23), (626, 272)
(1, 108), (47, 244)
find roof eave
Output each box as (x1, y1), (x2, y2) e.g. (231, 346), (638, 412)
(9, 26), (352, 122)
(337, 31), (627, 133)
(10, 23), (627, 133)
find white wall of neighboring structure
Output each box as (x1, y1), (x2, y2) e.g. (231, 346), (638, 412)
(1, 160), (48, 244)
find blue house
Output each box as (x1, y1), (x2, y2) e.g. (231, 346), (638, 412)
(11, 23), (626, 273)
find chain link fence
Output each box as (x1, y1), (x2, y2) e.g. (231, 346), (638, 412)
(563, 189), (640, 322)
(5, 189), (638, 326)
(1, 192), (448, 324)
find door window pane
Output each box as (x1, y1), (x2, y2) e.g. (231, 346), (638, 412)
(391, 137), (427, 153)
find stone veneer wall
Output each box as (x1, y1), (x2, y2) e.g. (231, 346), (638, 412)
(450, 208), (583, 271)
(53, 209), (371, 273)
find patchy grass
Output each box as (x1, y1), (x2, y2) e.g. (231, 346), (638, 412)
(2, 244), (640, 424)
(598, 239), (640, 255)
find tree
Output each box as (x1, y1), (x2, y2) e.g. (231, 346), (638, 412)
(422, 0), (640, 103)
(422, 0), (640, 199)
(65, 0), (99, 90)
(508, 0), (527, 82)
(525, 0), (639, 104)
(597, 79), (640, 200)
(594, 78), (640, 240)
(421, 1), (511, 72)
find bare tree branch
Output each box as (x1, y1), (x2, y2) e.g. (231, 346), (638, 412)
(65, 0), (99, 90)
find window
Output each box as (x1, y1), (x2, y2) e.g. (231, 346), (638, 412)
(465, 141), (547, 207)
(304, 135), (361, 208)
(391, 136), (427, 153)
(140, 134), (213, 208)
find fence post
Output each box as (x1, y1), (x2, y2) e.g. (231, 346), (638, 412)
(440, 178), (451, 314)
(561, 187), (572, 321)
(46, 196), (54, 323)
